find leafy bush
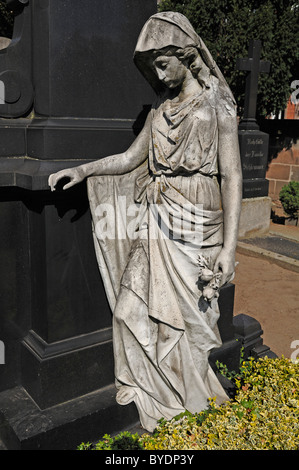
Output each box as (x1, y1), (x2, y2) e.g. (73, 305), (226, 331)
(279, 181), (299, 220)
(78, 356), (299, 451)
(142, 356), (299, 450)
(78, 431), (144, 451)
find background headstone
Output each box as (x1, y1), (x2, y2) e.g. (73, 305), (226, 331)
(236, 40), (272, 238)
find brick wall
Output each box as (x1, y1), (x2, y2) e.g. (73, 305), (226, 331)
(266, 140), (299, 205)
(262, 98), (299, 213)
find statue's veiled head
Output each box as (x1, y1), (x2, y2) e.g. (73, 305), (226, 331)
(151, 45), (212, 92)
(133, 12), (234, 102)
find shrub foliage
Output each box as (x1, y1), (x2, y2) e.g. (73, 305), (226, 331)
(279, 181), (299, 219)
(78, 356), (299, 451)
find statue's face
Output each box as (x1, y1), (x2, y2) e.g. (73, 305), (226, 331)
(153, 55), (188, 89)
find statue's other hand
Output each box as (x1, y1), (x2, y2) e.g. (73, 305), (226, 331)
(48, 168), (84, 191)
(213, 248), (236, 287)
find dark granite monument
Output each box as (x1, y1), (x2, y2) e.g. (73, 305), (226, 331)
(0, 3), (274, 449)
(0, 0), (157, 450)
(237, 39), (271, 199)
(236, 40), (272, 237)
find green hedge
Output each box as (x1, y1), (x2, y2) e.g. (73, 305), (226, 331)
(279, 181), (299, 220)
(78, 356), (299, 451)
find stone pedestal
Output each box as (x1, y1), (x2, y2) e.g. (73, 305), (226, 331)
(1, 281), (272, 449)
(233, 314), (277, 360)
(210, 284), (242, 375)
(239, 196), (272, 238)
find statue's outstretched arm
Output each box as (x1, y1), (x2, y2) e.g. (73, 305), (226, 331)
(48, 112), (151, 191)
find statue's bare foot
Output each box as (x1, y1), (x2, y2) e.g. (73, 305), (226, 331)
(116, 386), (136, 405)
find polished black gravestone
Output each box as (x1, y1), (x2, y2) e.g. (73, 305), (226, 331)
(236, 40), (271, 198)
(238, 131), (269, 198)
(0, 4), (274, 449)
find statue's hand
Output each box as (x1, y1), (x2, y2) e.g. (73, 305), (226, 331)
(48, 167), (85, 191)
(213, 248), (236, 287)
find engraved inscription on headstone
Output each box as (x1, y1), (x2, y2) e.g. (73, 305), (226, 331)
(238, 129), (270, 198)
(239, 133), (269, 180)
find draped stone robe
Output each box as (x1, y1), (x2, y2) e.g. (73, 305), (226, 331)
(87, 80), (232, 432)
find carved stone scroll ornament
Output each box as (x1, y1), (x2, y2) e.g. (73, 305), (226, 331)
(0, 0), (33, 117)
(48, 12), (242, 432)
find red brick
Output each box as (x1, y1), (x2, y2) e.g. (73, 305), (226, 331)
(273, 149), (294, 164)
(266, 163), (291, 180)
(293, 148), (299, 165)
(275, 180), (290, 198)
(290, 165), (299, 181)
(267, 179), (276, 198)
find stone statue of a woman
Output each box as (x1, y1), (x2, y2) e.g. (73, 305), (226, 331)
(48, 12), (242, 432)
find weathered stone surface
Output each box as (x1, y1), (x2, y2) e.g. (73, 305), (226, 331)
(49, 12), (242, 433)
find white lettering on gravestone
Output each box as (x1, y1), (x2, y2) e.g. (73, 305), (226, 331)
(247, 138), (264, 145)
(0, 341), (5, 364)
(245, 151), (264, 159)
(290, 80), (299, 105)
(0, 80), (5, 104)
(243, 163), (265, 171)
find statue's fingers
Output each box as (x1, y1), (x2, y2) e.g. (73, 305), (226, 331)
(48, 174), (57, 191)
(62, 179), (76, 190)
(219, 269), (231, 287)
(213, 260), (221, 274)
